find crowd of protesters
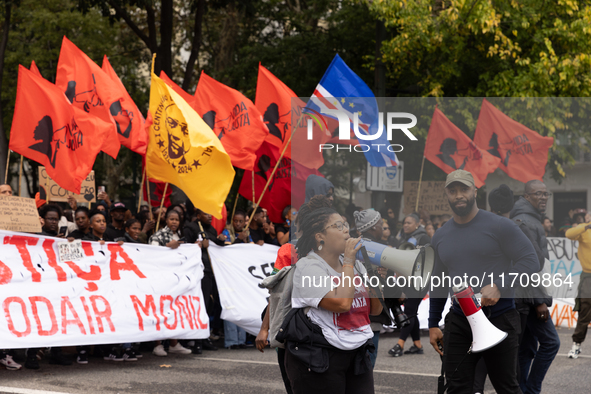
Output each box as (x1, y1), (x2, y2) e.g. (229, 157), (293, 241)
(0, 174), (590, 394)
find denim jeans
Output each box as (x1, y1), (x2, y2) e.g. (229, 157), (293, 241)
(518, 310), (560, 394)
(224, 320), (246, 347)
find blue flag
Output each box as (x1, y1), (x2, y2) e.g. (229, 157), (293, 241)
(306, 54), (398, 167)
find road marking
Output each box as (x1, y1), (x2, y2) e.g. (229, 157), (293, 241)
(557, 353), (591, 359)
(197, 357), (440, 377)
(0, 387), (71, 394)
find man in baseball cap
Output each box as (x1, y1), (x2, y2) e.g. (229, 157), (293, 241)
(428, 169), (539, 392)
(105, 202), (127, 239)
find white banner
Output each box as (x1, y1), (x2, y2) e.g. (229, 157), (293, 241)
(209, 243), (280, 335)
(0, 230), (209, 348)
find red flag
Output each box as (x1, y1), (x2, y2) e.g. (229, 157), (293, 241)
(255, 65), (331, 169)
(193, 71), (269, 171)
(159, 71), (196, 107)
(239, 142), (321, 223)
(424, 107), (501, 188)
(211, 204), (227, 234)
(9, 66), (109, 193)
(30, 61), (42, 77)
(55, 36), (122, 159)
(102, 56), (148, 155)
(474, 99), (554, 183)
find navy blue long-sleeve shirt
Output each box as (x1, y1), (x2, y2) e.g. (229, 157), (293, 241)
(428, 210), (539, 328)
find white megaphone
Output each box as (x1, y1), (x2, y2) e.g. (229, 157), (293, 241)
(452, 283), (508, 353)
(355, 239), (435, 292)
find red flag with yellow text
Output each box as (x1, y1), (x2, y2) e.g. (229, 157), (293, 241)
(55, 37), (122, 159)
(474, 99), (554, 183)
(193, 71), (269, 171)
(10, 65), (109, 193)
(424, 107), (500, 188)
(102, 56), (148, 155)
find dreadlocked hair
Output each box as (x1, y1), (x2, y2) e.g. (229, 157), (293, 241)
(296, 204), (338, 259)
(295, 195), (332, 232)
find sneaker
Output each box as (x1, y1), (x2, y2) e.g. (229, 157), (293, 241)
(202, 339), (218, 351)
(77, 351), (88, 365)
(134, 349), (143, 358)
(209, 333), (220, 341)
(122, 348), (137, 362)
(103, 352), (123, 362)
(388, 344), (404, 357)
(153, 344), (167, 357)
(24, 357), (39, 370)
(0, 354), (22, 370)
(168, 343), (192, 355)
(568, 342), (582, 359)
(192, 344), (203, 355)
(404, 345), (424, 354)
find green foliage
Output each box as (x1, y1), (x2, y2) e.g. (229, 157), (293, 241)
(368, 0), (591, 181)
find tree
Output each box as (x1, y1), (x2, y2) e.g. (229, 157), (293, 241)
(368, 0), (591, 181)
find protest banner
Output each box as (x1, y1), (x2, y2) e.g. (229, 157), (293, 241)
(403, 181), (451, 215)
(0, 196), (42, 233)
(209, 243), (280, 335)
(39, 166), (96, 203)
(0, 230), (208, 348)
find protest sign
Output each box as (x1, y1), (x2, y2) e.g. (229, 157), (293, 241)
(0, 196), (42, 233)
(209, 243), (280, 335)
(403, 181), (451, 215)
(39, 166), (96, 203)
(0, 230), (208, 348)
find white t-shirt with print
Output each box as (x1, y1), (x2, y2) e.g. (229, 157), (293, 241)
(292, 252), (373, 351)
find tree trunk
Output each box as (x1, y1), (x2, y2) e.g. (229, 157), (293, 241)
(181, 0), (205, 91)
(158, 0), (174, 77)
(0, 2), (12, 184)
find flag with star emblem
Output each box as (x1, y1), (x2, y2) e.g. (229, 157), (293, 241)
(306, 54), (399, 167)
(146, 72), (235, 219)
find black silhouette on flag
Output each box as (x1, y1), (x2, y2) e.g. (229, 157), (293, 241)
(29, 116), (58, 168)
(437, 138), (467, 170)
(109, 101), (133, 138)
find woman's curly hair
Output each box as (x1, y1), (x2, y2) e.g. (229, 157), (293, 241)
(295, 195), (337, 258)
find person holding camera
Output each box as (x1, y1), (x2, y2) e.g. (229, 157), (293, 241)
(284, 204), (382, 394)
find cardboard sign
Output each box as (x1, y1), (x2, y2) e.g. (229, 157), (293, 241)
(0, 195), (42, 233)
(57, 239), (84, 262)
(39, 167), (96, 203)
(403, 181), (452, 216)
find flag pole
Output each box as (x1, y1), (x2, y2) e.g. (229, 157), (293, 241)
(252, 171), (255, 204)
(155, 183), (168, 232)
(230, 192), (239, 224)
(245, 124), (296, 230)
(137, 168), (146, 213)
(146, 53), (156, 222)
(415, 155), (426, 213)
(18, 155), (24, 196)
(4, 149), (10, 184)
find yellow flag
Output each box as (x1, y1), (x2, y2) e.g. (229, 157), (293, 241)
(146, 72), (235, 218)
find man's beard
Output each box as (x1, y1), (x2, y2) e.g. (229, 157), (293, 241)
(449, 196), (476, 217)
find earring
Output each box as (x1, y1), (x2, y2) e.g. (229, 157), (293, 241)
(318, 240), (324, 251)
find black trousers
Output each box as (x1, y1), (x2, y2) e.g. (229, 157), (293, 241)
(400, 297), (422, 342)
(442, 309), (522, 394)
(284, 345), (374, 394)
(277, 348), (294, 394)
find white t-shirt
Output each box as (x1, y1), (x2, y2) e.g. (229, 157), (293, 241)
(292, 252), (373, 351)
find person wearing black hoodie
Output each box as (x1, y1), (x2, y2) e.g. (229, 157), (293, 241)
(304, 174), (334, 204)
(184, 207), (224, 353)
(509, 181), (559, 394)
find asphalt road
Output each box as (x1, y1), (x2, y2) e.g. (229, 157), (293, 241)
(0, 327), (588, 394)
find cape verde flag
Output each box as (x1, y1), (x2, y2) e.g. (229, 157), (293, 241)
(306, 54), (398, 167)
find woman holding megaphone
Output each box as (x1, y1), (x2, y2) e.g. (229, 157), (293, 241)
(282, 197), (383, 394)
